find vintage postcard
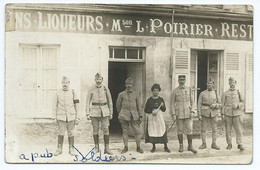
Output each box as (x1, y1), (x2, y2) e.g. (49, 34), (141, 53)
(4, 3), (253, 164)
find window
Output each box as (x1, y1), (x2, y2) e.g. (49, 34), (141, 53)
(109, 47), (145, 62)
(20, 44), (59, 117)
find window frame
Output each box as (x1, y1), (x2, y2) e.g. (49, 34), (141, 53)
(109, 46), (145, 62)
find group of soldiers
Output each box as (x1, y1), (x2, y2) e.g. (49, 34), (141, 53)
(52, 73), (245, 156)
(171, 75), (245, 154)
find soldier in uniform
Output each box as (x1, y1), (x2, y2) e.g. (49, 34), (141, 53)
(53, 76), (80, 156)
(86, 73), (113, 155)
(198, 77), (221, 150)
(221, 77), (245, 151)
(171, 75), (197, 154)
(116, 77), (144, 154)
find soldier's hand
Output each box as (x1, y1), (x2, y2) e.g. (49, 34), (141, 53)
(190, 111), (196, 118)
(86, 114), (91, 120)
(138, 117), (143, 124)
(210, 104), (216, 109)
(75, 118), (80, 125)
(161, 102), (165, 107)
(109, 114), (113, 120)
(221, 115), (225, 122)
(172, 114), (176, 121)
(232, 104), (238, 109)
(198, 115), (202, 121)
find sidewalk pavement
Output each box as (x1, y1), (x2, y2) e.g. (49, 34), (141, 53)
(6, 136), (252, 164)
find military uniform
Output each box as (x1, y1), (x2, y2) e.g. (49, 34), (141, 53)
(53, 76), (80, 156)
(171, 75), (197, 153)
(222, 78), (245, 150)
(86, 73), (113, 154)
(116, 78), (144, 154)
(198, 89), (221, 149)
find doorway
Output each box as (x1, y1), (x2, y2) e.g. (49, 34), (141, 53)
(191, 50), (221, 104)
(108, 62), (145, 136)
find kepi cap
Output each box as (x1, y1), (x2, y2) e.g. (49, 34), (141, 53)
(229, 77), (236, 82)
(125, 77), (134, 84)
(207, 77), (215, 83)
(178, 75), (186, 80)
(95, 73), (103, 79)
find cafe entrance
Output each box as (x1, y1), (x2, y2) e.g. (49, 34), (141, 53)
(108, 47), (145, 136)
(190, 50), (222, 107)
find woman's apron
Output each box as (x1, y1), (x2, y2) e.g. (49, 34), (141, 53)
(147, 106), (166, 137)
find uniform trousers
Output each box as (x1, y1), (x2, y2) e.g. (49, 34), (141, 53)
(90, 117), (110, 135)
(57, 120), (75, 137)
(177, 118), (193, 134)
(201, 116), (218, 144)
(224, 115), (243, 145)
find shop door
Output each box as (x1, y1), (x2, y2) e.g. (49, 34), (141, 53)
(190, 51), (220, 108)
(108, 62), (145, 137)
(20, 45), (58, 118)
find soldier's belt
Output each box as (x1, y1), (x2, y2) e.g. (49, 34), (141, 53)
(92, 102), (107, 106)
(202, 103), (211, 106)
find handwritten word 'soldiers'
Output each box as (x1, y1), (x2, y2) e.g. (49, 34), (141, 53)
(19, 149), (53, 162)
(73, 146), (136, 163)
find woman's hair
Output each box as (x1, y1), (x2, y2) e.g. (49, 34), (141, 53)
(151, 83), (161, 91)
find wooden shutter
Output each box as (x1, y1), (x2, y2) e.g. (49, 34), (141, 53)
(224, 52), (240, 91)
(245, 54), (253, 113)
(172, 49), (190, 89)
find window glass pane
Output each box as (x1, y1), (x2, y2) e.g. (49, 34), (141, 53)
(139, 50), (143, 59)
(42, 48), (57, 68)
(109, 48), (113, 58)
(190, 55), (196, 71)
(23, 47), (37, 68)
(127, 49), (138, 59)
(114, 49), (125, 59)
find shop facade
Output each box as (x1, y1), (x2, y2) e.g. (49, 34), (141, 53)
(5, 4), (253, 135)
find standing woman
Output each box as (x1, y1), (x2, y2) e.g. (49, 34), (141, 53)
(144, 84), (170, 153)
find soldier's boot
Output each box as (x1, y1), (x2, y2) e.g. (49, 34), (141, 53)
(68, 136), (75, 156)
(238, 144), (245, 151)
(178, 134), (183, 153)
(54, 135), (64, 156)
(187, 134), (198, 154)
(136, 147), (144, 154)
(226, 143), (232, 150)
(121, 146), (128, 154)
(199, 143), (207, 149)
(104, 135), (113, 155)
(199, 133), (207, 149)
(211, 131), (220, 150)
(211, 143), (220, 150)
(93, 135), (99, 154)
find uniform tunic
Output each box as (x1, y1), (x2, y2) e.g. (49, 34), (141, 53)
(53, 88), (77, 122)
(86, 84), (113, 117)
(222, 88), (244, 145)
(52, 88), (78, 137)
(144, 97), (168, 144)
(171, 86), (195, 119)
(171, 85), (195, 134)
(116, 90), (143, 121)
(86, 84), (113, 135)
(198, 89), (221, 144)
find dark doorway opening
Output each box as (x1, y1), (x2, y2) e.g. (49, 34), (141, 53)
(108, 61), (145, 139)
(108, 62), (127, 137)
(197, 51), (208, 100)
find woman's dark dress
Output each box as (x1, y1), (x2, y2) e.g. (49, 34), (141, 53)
(144, 96), (168, 144)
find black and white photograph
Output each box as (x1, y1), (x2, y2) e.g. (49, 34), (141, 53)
(3, 2), (255, 165)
